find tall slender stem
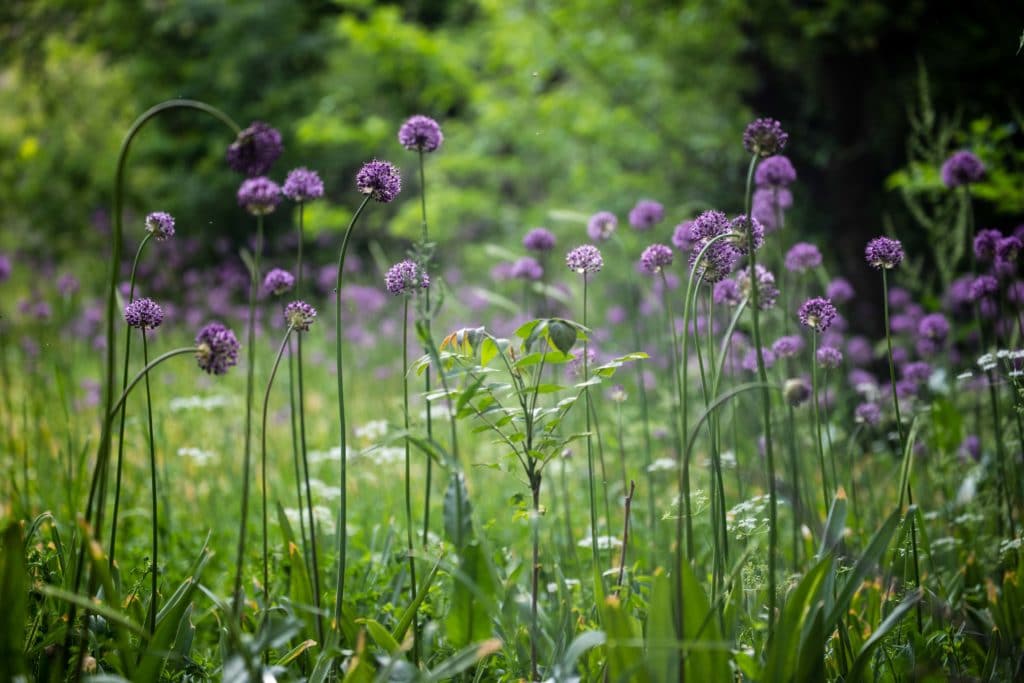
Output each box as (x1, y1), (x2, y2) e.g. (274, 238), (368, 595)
(416, 149), (437, 549)
(334, 194), (372, 632)
(811, 334), (829, 511)
(582, 276), (600, 584)
(288, 204), (310, 570)
(401, 297), (419, 666)
(297, 332), (322, 641)
(140, 330), (158, 635)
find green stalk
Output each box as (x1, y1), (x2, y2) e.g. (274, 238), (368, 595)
(333, 194), (372, 633)
(140, 330), (159, 635)
(297, 331), (322, 643)
(811, 334), (830, 511)
(582, 275), (600, 585)
(787, 405), (800, 565)
(401, 296), (419, 666)
(107, 348), (200, 419)
(288, 205), (310, 569)
(417, 149), (436, 549)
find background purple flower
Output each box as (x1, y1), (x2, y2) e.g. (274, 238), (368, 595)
(385, 259), (430, 295)
(771, 335), (804, 358)
(817, 345), (843, 369)
(524, 227), (557, 252)
(785, 242), (822, 272)
(226, 121), (283, 176)
(628, 199), (664, 230)
(587, 211), (617, 242)
(754, 155), (796, 187)
(398, 115), (444, 152)
(263, 268), (295, 296)
(640, 243), (674, 273)
(124, 297), (163, 330)
(736, 265), (779, 309)
(511, 256), (543, 281)
(798, 297), (837, 332)
(566, 245), (603, 274)
(237, 177), (282, 215)
(283, 167), (325, 202)
(356, 160), (401, 203)
(855, 402), (881, 426)
(743, 117), (788, 156)
(195, 322), (240, 375)
(826, 277), (855, 303)
(672, 221), (696, 251)
(941, 150), (985, 188)
(285, 300), (318, 331)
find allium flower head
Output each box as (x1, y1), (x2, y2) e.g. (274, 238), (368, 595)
(226, 121), (283, 177)
(826, 277), (855, 303)
(771, 335), (804, 358)
(752, 187), (793, 232)
(865, 236), (904, 270)
(973, 229), (1002, 263)
(511, 256), (543, 281)
(917, 313), (949, 342)
(282, 167), (324, 202)
(736, 265), (779, 310)
(398, 115), (444, 152)
(356, 160), (401, 203)
(969, 274), (998, 301)
(124, 297), (163, 330)
(785, 242), (822, 273)
(58, 273), (80, 297)
(728, 214), (764, 253)
(628, 199), (664, 230)
(754, 155), (797, 187)
(713, 278), (742, 306)
(743, 117), (789, 157)
(566, 245), (603, 274)
(901, 360), (931, 384)
(690, 210), (730, 241)
(195, 322), (240, 375)
(940, 150), (985, 188)
(688, 242), (738, 283)
(742, 347), (776, 372)
(672, 221), (696, 252)
(263, 268), (295, 296)
(385, 259), (430, 295)
(798, 297), (837, 332)
(817, 345), (843, 369)
(997, 236), (1021, 264)
(640, 243), (674, 274)
(587, 211), (617, 242)
(784, 378), (811, 406)
(145, 211), (176, 241)
(237, 177), (282, 216)
(855, 402), (881, 426)
(284, 300), (317, 331)
(524, 227), (557, 252)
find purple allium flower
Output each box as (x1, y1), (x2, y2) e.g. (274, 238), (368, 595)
(940, 150), (985, 188)
(890, 314), (917, 335)
(742, 347), (776, 372)
(865, 236), (904, 270)
(0, 254), (9, 283)
(566, 245), (603, 274)
(284, 300), (317, 331)
(855, 402), (881, 426)
(237, 177), (282, 215)
(491, 262), (515, 282)
(640, 243), (674, 274)
(524, 227), (557, 252)
(784, 242), (823, 273)
(784, 378), (812, 406)
(607, 305), (627, 325)
(945, 274), (975, 315)
(969, 274), (998, 301)
(672, 221), (696, 252)
(226, 121), (283, 177)
(356, 160), (401, 203)
(743, 117), (789, 157)
(729, 214), (765, 253)
(798, 297), (837, 332)
(895, 379), (918, 399)
(973, 229), (1002, 263)
(510, 256), (543, 281)
(385, 259), (430, 295)
(628, 199), (664, 230)
(771, 335), (805, 359)
(398, 115), (444, 152)
(849, 368), (878, 393)
(817, 345), (843, 369)
(751, 187), (793, 232)
(263, 268), (295, 296)
(688, 242), (739, 283)
(713, 278), (743, 306)
(124, 297), (163, 330)
(587, 211), (617, 242)
(145, 211), (176, 241)
(997, 236), (1021, 265)
(195, 322), (240, 375)
(826, 277), (855, 303)
(846, 336), (873, 365)
(736, 265), (779, 309)
(917, 313), (949, 342)
(58, 273), (79, 297)
(754, 155), (797, 187)
(690, 210), (730, 241)
(282, 167), (325, 202)
(901, 361), (932, 384)
(959, 434), (981, 462)
(887, 287), (912, 310)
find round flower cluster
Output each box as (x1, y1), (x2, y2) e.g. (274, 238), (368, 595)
(628, 199), (664, 230)
(145, 211), (176, 241)
(226, 121), (283, 177)
(752, 186), (793, 232)
(263, 268), (295, 296)
(284, 300), (317, 331)
(713, 278), (743, 306)
(940, 150), (985, 188)
(195, 322), (240, 375)
(587, 211), (617, 242)
(855, 402), (881, 426)
(238, 177), (282, 216)
(728, 214), (764, 253)
(124, 297), (164, 330)
(826, 278), (855, 303)
(672, 221), (696, 252)
(865, 236), (904, 270)
(687, 210), (739, 283)
(743, 117), (789, 157)
(798, 297), (837, 332)
(640, 243), (674, 274)
(566, 245), (603, 274)
(736, 265), (779, 310)
(785, 242), (822, 273)
(771, 335), (804, 358)
(356, 160), (402, 203)
(511, 256), (543, 281)
(385, 259), (430, 295)
(754, 155), (797, 187)
(283, 167), (324, 202)
(524, 227), (557, 252)
(816, 346), (843, 369)
(398, 115), (444, 152)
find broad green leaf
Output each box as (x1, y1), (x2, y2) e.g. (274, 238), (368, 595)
(446, 543), (497, 648)
(358, 618), (401, 654)
(762, 554), (831, 681)
(443, 473), (474, 550)
(547, 319), (578, 354)
(393, 561), (441, 643)
(678, 560), (731, 682)
(599, 593), (650, 682)
(646, 574), (679, 681)
(817, 490), (848, 559)
(425, 638), (503, 681)
(480, 336), (499, 367)
(824, 507), (902, 630)
(0, 524), (28, 678)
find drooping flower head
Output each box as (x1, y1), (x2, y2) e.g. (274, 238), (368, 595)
(728, 214), (765, 253)
(754, 155), (797, 187)
(124, 297), (164, 330)
(736, 265), (779, 310)
(398, 115), (444, 152)
(356, 160), (402, 203)
(284, 300), (318, 331)
(566, 245), (603, 274)
(263, 268), (295, 296)
(940, 150), (985, 188)
(640, 243), (674, 274)
(743, 117), (789, 157)
(282, 167), (325, 202)
(511, 256), (543, 281)
(628, 199), (664, 230)
(672, 221), (696, 252)
(798, 297), (837, 332)
(226, 121), (283, 177)
(145, 211), (176, 241)
(385, 259), (430, 295)
(816, 345), (843, 369)
(195, 322), (240, 375)
(865, 236), (904, 270)
(237, 177), (282, 216)
(587, 211), (618, 242)
(524, 227), (557, 252)
(784, 242), (822, 273)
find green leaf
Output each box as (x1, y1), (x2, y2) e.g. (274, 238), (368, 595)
(425, 638), (503, 682)
(276, 639), (318, 666)
(847, 590), (923, 681)
(762, 555), (832, 681)
(276, 501), (315, 636)
(480, 336), (499, 367)
(646, 574), (679, 681)
(0, 524), (28, 678)
(678, 560), (731, 682)
(824, 507), (902, 630)
(817, 490), (848, 559)
(598, 593), (650, 681)
(443, 473), (474, 550)
(165, 604), (196, 676)
(358, 618), (401, 654)
(393, 560), (441, 643)
(547, 319), (578, 354)
(446, 543), (497, 648)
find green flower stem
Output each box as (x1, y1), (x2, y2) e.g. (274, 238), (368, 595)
(261, 326), (296, 620)
(744, 152), (777, 643)
(109, 230), (154, 563)
(233, 213), (264, 623)
(401, 296), (419, 666)
(811, 334), (830, 511)
(822, 370), (839, 499)
(582, 275), (600, 586)
(333, 194), (372, 634)
(107, 347), (200, 419)
(417, 148), (436, 549)
(139, 330), (159, 636)
(288, 203), (311, 569)
(589, 394), (613, 562)
(297, 330), (323, 643)
(787, 405), (801, 565)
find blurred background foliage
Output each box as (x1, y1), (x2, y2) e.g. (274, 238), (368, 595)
(1, 0), (1022, 306)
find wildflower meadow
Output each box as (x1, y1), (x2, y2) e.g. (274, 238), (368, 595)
(2, 5), (1024, 683)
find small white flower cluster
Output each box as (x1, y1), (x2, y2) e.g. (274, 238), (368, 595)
(177, 446), (216, 464)
(169, 394), (232, 411)
(577, 535), (623, 550)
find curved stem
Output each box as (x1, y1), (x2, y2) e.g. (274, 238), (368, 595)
(140, 330), (159, 635)
(107, 348), (200, 419)
(333, 194), (373, 633)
